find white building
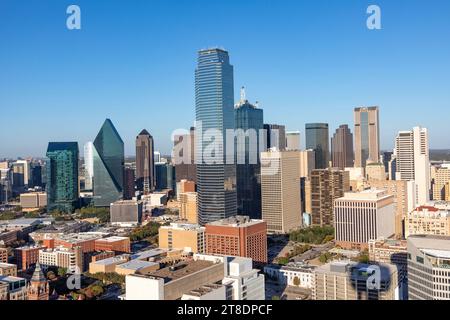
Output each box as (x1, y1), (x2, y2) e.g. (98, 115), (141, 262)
(83, 142), (94, 191)
(123, 254), (264, 300)
(38, 246), (83, 273)
(334, 189), (396, 249)
(264, 263), (315, 289)
(395, 127), (430, 206)
(222, 256), (265, 300)
(285, 131), (301, 151)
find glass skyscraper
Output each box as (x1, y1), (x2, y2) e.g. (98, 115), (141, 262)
(195, 48), (237, 225)
(46, 142), (79, 213)
(234, 89), (264, 219)
(305, 123), (330, 169)
(93, 119), (124, 207)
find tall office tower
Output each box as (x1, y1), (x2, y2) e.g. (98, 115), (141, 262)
(205, 216), (268, 264)
(408, 235), (450, 300)
(388, 155), (397, 180)
(354, 106), (380, 168)
(173, 126), (197, 183)
(12, 162), (25, 189)
(15, 160), (31, 187)
(153, 151), (161, 163)
(299, 149), (316, 178)
(234, 88), (264, 219)
(264, 124), (286, 151)
(155, 162), (175, 191)
(261, 150), (301, 233)
(382, 151), (393, 174)
(123, 167), (135, 200)
(179, 192), (198, 224)
(367, 179), (416, 238)
(305, 123), (329, 169)
(135, 129), (155, 194)
(30, 163), (42, 188)
(83, 142), (94, 191)
(331, 124), (354, 169)
(46, 142), (79, 213)
(93, 119), (124, 207)
(334, 189), (396, 250)
(433, 165), (450, 200)
(310, 168), (350, 227)
(195, 48), (237, 225)
(395, 126), (430, 205)
(286, 131), (301, 151)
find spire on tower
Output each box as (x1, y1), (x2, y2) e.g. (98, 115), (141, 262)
(240, 86), (246, 103)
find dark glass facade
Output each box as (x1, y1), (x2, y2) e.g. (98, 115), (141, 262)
(46, 142), (79, 213)
(195, 48), (237, 225)
(135, 129), (155, 194)
(155, 163), (175, 191)
(305, 123), (329, 169)
(235, 100), (263, 219)
(263, 124), (286, 151)
(93, 119), (124, 207)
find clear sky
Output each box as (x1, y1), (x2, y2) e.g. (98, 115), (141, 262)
(1, 0), (449, 158)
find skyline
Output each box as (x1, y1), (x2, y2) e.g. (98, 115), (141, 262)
(1, 0), (450, 158)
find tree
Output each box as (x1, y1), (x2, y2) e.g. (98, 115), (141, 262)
(57, 267), (67, 277)
(293, 276), (300, 287)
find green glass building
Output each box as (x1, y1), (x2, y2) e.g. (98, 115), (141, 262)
(93, 119), (124, 207)
(46, 142), (79, 213)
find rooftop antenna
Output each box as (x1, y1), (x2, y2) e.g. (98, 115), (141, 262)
(240, 86), (246, 103)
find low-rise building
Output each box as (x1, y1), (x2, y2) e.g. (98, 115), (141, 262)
(115, 260), (160, 276)
(264, 263), (316, 289)
(94, 236), (131, 254)
(0, 247), (8, 263)
(110, 200), (143, 227)
(14, 245), (45, 271)
(38, 246), (83, 273)
(312, 260), (402, 300)
(20, 192), (47, 209)
(0, 263), (17, 277)
(406, 205), (450, 237)
(123, 254), (264, 300)
(158, 223), (205, 253)
(0, 276), (28, 300)
(205, 216), (267, 264)
(89, 255), (130, 274)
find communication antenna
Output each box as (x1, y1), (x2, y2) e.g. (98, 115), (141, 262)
(240, 86), (246, 103)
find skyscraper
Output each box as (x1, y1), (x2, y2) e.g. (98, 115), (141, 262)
(46, 142), (79, 213)
(195, 48), (236, 225)
(395, 126), (430, 205)
(83, 142), (94, 191)
(123, 167), (135, 200)
(331, 125), (354, 169)
(286, 131), (301, 151)
(93, 119), (124, 207)
(135, 129), (155, 194)
(234, 87), (263, 219)
(305, 123), (329, 169)
(264, 124), (286, 151)
(354, 106), (380, 168)
(173, 126), (197, 183)
(261, 150), (302, 233)
(310, 168), (350, 227)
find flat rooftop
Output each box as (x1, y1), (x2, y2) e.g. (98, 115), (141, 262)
(0, 263), (16, 268)
(206, 216), (264, 227)
(117, 260), (158, 271)
(95, 236), (129, 243)
(92, 255), (129, 266)
(131, 248), (166, 260)
(57, 232), (107, 243)
(147, 260), (217, 282)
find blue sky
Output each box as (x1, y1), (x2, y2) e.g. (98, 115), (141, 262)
(1, 0), (449, 157)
